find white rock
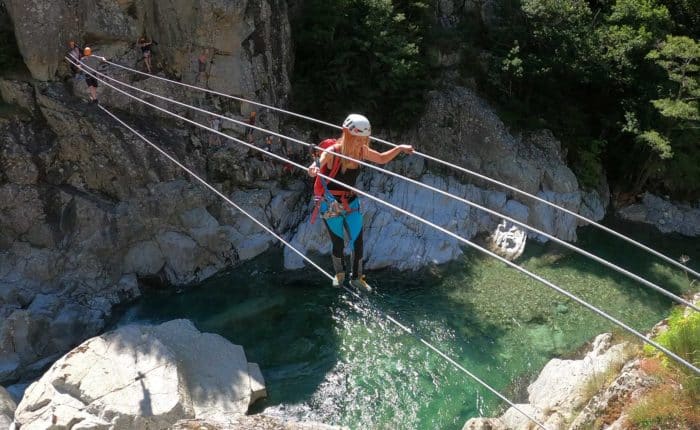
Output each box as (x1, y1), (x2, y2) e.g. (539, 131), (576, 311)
(500, 404), (544, 429)
(123, 240), (165, 276)
(488, 220), (526, 261)
(12, 319), (264, 429)
(527, 334), (627, 414)
(248, 363), (267, 406)
(465, 334), (630, 430)
(617, 192), (700, 236)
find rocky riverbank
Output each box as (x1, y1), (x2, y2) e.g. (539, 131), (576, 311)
(617, 192), (700, 237)
(463, 333), (636, 430)
(5, 319), (346, 430)
(463, 294), (700, 430)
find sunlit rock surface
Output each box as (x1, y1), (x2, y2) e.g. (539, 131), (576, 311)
(3, 0), (292, 109)
(12, 319), (265, 429)
(463, 333), (631, 430)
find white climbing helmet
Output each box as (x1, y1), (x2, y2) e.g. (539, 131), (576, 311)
(342, 114), (371, 137)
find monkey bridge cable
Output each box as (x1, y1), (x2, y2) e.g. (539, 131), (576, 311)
(95, 94), (550, 430)
(66, 56), (700, 376)
(70, 56), (699, 313)
(97, 56), (700, 281)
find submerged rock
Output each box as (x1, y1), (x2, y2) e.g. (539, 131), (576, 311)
(487, 220), (526, 261)
(12, 319), (266, 429)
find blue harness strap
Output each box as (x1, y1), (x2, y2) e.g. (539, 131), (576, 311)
(322, 198), (362, 252)
(314, 146), (363, 251)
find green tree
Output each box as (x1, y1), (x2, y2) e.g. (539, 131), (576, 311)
(597, 0), (671, 85)
(641, 35), (700, 196)
(662, 0), (700, 38)
(291, 0), (431, 129)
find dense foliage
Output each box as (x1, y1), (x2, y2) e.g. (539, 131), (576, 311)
(631, 306), (700, 428)
(0, 4), (21, 72)
(466, 0), (700, 198)
(291, 0), (699, 199)
(291, 0), (432, 128)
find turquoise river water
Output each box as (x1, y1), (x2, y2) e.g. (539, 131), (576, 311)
(113, 220), (699, 429)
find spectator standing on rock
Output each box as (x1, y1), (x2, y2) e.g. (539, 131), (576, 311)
(209, 117), (222, 147)
(67, 40), (82, 79)
(197, 49), (210, 84)
(246, 111), (256, 143)
(136, 37), (155, 73)
(79, 47), (102, 104)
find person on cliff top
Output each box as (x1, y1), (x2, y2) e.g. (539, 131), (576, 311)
(197, 49), (210, 84)
(67, 40), (82, 79)
(307, 114), (414, 291)
(79, 47), (102, 104)
(136, 37), (155, 73)
(246, 111), (256, 143)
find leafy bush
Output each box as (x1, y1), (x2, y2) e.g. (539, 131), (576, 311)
(628, 307), (700, 429)
(463, 0), (699, 198)
(645, 307), (700, 395)
(571, 139), (606, 190)
(628, 385), (700, 429)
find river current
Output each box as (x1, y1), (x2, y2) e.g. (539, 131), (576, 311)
(113, 220), (699, 429)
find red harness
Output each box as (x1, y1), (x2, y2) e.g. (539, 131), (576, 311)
(311, 140), (356, 223)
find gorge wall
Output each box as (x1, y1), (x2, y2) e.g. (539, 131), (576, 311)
(0, 0), (608, 386)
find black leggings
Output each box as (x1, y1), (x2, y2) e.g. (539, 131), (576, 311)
(323, 218), (363, 276)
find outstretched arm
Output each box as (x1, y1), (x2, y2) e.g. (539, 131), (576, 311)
(363, 145), (413, 164)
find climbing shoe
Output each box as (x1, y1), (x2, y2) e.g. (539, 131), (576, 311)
(332, 272), (345, 288)
(349, 275), (372, 292)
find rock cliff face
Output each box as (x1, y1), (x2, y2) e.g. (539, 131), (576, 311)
(11, 319), (345, 430)
(0, 0), (605, 388)
(0, 0), (297, 385)
(0, 83), (305, 382)
(285, 87), (603, 269)
(4, 0), (292, 110)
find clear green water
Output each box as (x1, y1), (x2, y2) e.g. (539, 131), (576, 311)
(112, 220), (699, 429)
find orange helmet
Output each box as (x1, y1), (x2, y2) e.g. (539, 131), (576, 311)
(83, 47), (92, 56)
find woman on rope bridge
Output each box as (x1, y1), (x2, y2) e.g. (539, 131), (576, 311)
(307, 114), (414, 291)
